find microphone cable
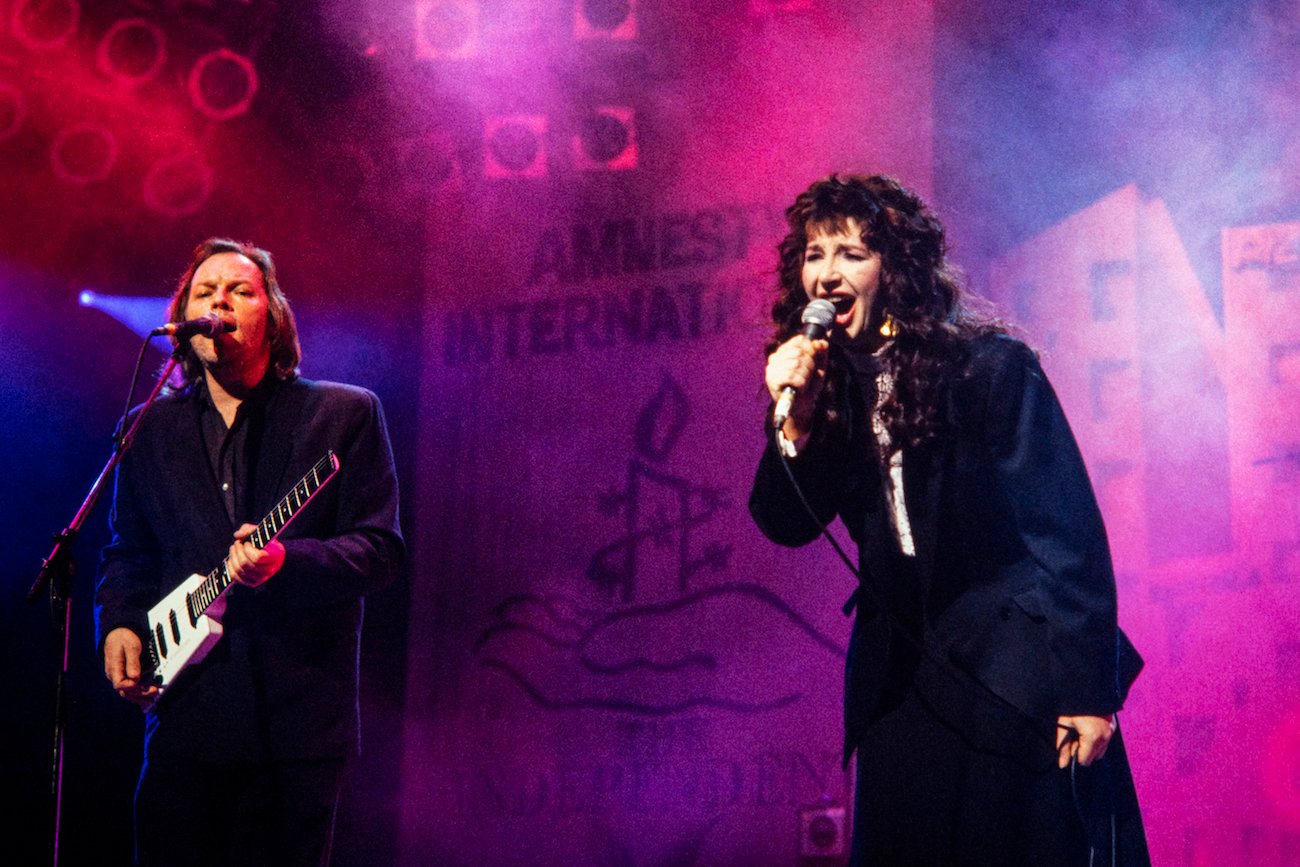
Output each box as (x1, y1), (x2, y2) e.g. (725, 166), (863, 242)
(112, 337), (156, 452)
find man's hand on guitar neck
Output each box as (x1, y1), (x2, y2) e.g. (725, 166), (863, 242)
(104, 627), (159, 707)
(227, 523), (286, 588)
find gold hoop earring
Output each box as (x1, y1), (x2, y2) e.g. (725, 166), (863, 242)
(879, 314), (897, 339)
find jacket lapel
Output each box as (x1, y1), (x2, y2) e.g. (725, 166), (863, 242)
(856, 484), (899, 595)
(902, 439), (943, 599)
(249, 379), (310, 519)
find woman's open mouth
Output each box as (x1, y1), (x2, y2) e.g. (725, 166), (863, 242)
(830, 294), (856, 325)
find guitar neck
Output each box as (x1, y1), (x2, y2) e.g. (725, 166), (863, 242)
(191, 451), (340, 615)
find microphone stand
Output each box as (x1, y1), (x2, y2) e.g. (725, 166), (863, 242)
(26, 348), (182, 867)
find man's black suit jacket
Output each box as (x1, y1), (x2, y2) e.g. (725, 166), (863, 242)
(95, 376), (404, 763)
(749, 334), (1142, 761)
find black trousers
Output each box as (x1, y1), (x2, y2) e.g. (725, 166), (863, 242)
(849, 664), (1150, 867)
(849, 678), (1087, 867)
(134, 755), (346, 867)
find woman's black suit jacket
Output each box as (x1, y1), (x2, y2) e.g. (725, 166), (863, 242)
(94, 376), (404, 763)
(749, 334), (1142, 763)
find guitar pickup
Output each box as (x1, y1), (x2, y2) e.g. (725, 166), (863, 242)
(154, 623), (168, 659)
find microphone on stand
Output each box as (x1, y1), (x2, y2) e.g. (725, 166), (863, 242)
(150, 312), (235, 339)
(772, 298), (836, 430)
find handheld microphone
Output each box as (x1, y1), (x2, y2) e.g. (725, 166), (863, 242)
(772, 298), (836, 430)
(150, 312), (236, 339)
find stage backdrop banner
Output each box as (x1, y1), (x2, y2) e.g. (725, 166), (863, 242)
(993, 197), (1300, 866)
(399, 3), (935, 864)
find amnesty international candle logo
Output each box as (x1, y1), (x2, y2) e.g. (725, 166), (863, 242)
(474, 374), (846, 715)
(586, 374), (729, 603)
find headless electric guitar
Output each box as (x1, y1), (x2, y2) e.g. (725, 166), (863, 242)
(142, 450), (340, 706)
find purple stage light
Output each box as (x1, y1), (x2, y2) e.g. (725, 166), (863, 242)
(78, 289), (170, 341)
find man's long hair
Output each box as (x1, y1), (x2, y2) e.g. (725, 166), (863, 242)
(769, 174), (1005, 449)
(166, 238), (301, 389)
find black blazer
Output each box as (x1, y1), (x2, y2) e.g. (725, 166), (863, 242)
(94, 377), (404, 762)
(749, 334), (1141, 759)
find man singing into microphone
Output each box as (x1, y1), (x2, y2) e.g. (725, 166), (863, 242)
(748, 175), (1148, 865)
(95, 238), (404, 865)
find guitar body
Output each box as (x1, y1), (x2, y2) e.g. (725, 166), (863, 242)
(138, 450), (340, 710)
(144, 574), (227, 707)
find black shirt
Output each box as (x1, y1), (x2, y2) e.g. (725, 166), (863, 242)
(195, 375), (277, 527)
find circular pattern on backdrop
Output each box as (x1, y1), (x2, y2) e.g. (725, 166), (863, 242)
(187, 48), (259, 120)
(96, 18), (167, 86)
(583, 0), (632, 32)
(0, 82), (27, 141)
(143, 153), (213, 216)
(421, 2), (474, 54)
(50, 122), (117, 183)
(489, 122), (541, 173)
(579, 112), (630, 164)
(10, 0), (79, 51)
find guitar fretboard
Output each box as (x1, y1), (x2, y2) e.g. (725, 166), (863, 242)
(186, 451), (339, 622)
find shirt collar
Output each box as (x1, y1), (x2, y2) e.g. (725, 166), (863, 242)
(194, 371), (280, 414)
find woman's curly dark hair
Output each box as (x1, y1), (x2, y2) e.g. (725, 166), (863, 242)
(769, 174), (1006, 449)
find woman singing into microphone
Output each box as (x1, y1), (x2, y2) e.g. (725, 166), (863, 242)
(748, 174), (1148, 866)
